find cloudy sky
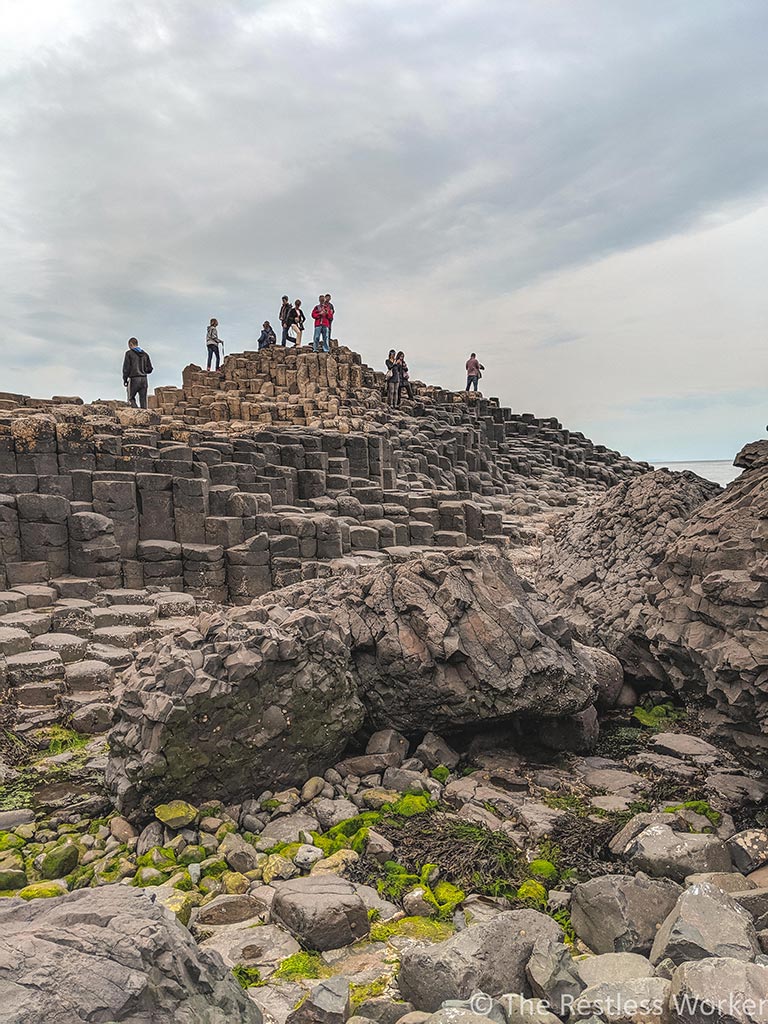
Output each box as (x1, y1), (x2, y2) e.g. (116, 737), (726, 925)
(3, 0), (767, 461)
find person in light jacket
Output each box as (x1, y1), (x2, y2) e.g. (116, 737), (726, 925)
(465, 353), (485, 392)
(206, 318), (223, 370)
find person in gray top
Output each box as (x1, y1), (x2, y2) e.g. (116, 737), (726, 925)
(206, 318), (222, 370)
(122, 338), (153, 409)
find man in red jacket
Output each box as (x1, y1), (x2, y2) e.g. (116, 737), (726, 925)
(312, 295), (331, 353)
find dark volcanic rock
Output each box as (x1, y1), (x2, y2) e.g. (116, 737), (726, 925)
(106, 605), (364, 820)
(252, 548), (599, 734)
(646, 442), (768, 765)
(0, 885), (261, 1023)
(538, 469), (719, 680)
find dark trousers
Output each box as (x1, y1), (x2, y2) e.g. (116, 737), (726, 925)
(466, 375), (479, 391)
(129, 376), (148, 409)
(281, 324), (290, 346)
(206, 344), (220, 370)
(398, 381), (414, 405)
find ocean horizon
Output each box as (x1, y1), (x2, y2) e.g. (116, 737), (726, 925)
(651, 458), (742, 487)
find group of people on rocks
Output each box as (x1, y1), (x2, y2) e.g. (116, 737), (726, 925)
(255, 294), (335, 355)
(121, 293), (486, 410)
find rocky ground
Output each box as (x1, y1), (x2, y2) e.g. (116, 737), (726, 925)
(0, 347), (766, 1023)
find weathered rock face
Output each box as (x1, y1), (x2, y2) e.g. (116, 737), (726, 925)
(538, 469), (720, 680)
(646, 442), (768, 764)
(253, 548), (598, 734)
(106, 606), (364, 819)
(107, 548), (600, 816)
(0, 885), (262, 1023)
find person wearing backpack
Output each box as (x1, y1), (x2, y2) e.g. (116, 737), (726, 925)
(122, 337), (153, 409)
(206, 318), (223, 370)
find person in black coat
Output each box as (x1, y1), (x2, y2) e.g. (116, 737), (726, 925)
(122, 338), (153, 409)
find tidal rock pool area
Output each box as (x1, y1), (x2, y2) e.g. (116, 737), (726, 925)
(0, 344), (766, 1023)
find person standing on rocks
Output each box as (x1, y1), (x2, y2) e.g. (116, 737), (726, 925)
(465, 352), (484, 392)
(324, 293), (335, 339)
(385, 349), (400, 407)
(205, 318), (223, 371)
(279, 295), (291, 347)
(312, 296), (331, 353)
(122, 337), (153, 409)
(286, 299), (305, 347)
(396, 351), (414, 405)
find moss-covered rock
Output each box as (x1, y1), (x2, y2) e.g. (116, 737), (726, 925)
(262, 854), (298, 884)
(221, 870), (249, 894)
(517, 879), (548, 908)
(154, 800), (198, 828)
(0, 868), (27, 891)
(134, 866), (167, 887)
(178, 844), (206, 865)
(40, 843), (79, 880)
(200, 855), (228, 879)
(528, 859), (558, 883)
(19, 880), (67, 900)
(0, 832), (25, 852)
(309, 849), (359, 876)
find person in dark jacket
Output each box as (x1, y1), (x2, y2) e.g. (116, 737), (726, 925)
(385, 349), (400, 408)
(279, 295), (291, 347)
(258, 322), (277, 349)
(122, 338), (153, 409)
(285, 299), (306, 347)
(395, 351), (413, 405)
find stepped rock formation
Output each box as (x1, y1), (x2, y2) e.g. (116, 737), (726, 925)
(107, 548), (598, 819)
(537, 469), (720, 680)
(647, 441), (768, 763)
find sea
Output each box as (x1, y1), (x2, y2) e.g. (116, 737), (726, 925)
(651, 460), (742, 488)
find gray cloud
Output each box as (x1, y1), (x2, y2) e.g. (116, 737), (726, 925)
(2, 0), (768, 457)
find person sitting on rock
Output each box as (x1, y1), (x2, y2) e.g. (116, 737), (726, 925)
(258, 321), (277, 349)
(312, 296), (331, 353)
(286, 299), (305, 347)
(122, 337), (153, 409)
(385, 349), (400, 407)
(466, 352), (484, 392)
(396, 351), (414, 405)
(279, 295), (291, 347)
(206, 318), (223, 371)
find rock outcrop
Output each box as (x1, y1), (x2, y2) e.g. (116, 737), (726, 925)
(107, 548), (600, 817)
(538, 469), (719, 680)
(0, 885), (262, 1023)
(646, 442), (768, 764)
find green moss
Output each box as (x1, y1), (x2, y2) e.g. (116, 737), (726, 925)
(369, 916), (455, 943)
(384, 794), (435, 818)
(65, 864), (95, 890)
(552, 908), (576, 947)
(632, 701), (684, 730)
(232, 964), (263, 989)
(517, 879), (547, 908)
(665, 800), (722, 827)
(0, 832), (25, 852)
(19, 880), (66, 900)
(368, 907), (381, 922)
(136, 846), (177, 872)
(528, 859), (558, 883)
(431, 765), (450, 784)
(543, 794), (591, 816)
(172, 872), (196, 891)
(200, 857), (228, 879)
(261, 799), (280, 812)
(350, 976), (388, 1008)
(40, 842), (79, 880)
(376, 860), (420, 901)
(271, 951), (332, 983)
(41, 727), (89, 756)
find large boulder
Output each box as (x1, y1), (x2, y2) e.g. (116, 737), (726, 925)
(669, 957), (768, 1024)
(649, 883), (760, 966)
(646, 442), (768, 766)
(397, 909), (562, 1011)
(538, 469), (719, 680)
(106, 606), (364, 819)
(270, 875), (369, 951)
(0, 885), (262, 1023)
(571, 874), (683, 955)
(252, 548), (599, 733)
(624, 824), (732, 882)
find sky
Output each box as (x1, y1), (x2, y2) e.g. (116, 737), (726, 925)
(2, 0), (767, 462)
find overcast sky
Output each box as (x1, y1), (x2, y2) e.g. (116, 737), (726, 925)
(3, 0), (767, 461)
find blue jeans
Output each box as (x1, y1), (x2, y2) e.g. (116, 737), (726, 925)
(466, 375), (479, 391)
(313, 325), (329, 352)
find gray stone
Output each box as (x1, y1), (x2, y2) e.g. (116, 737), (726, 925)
(219, 832), (262, 874)
(285, 977), (350, 1024)
(728, 829), (768, 874)
(453, 894), (509, 931)
(685, 871), (757, 894)
(311, 797), (359, 830)
(199, 921), (299, 973)
(569, 977), (670, 1023)
(398, 910), (562, 1012)
(0, 884), (261, 1023)
(502, 994), (562, 1024)
(414, 732), (459, 769)
(576, 953), (654, 988)
(526, 933), (585, 1016)
(193, 893), (268, 927)
(649, 883), (760, 966)
(669, 957), (768, 1023)
(271, 875), (369, 951)
(366, 728), (409, 763)
(260, 811), (320, 844)
(625, 824), (732, 882)
(571, 873), (683, 955)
